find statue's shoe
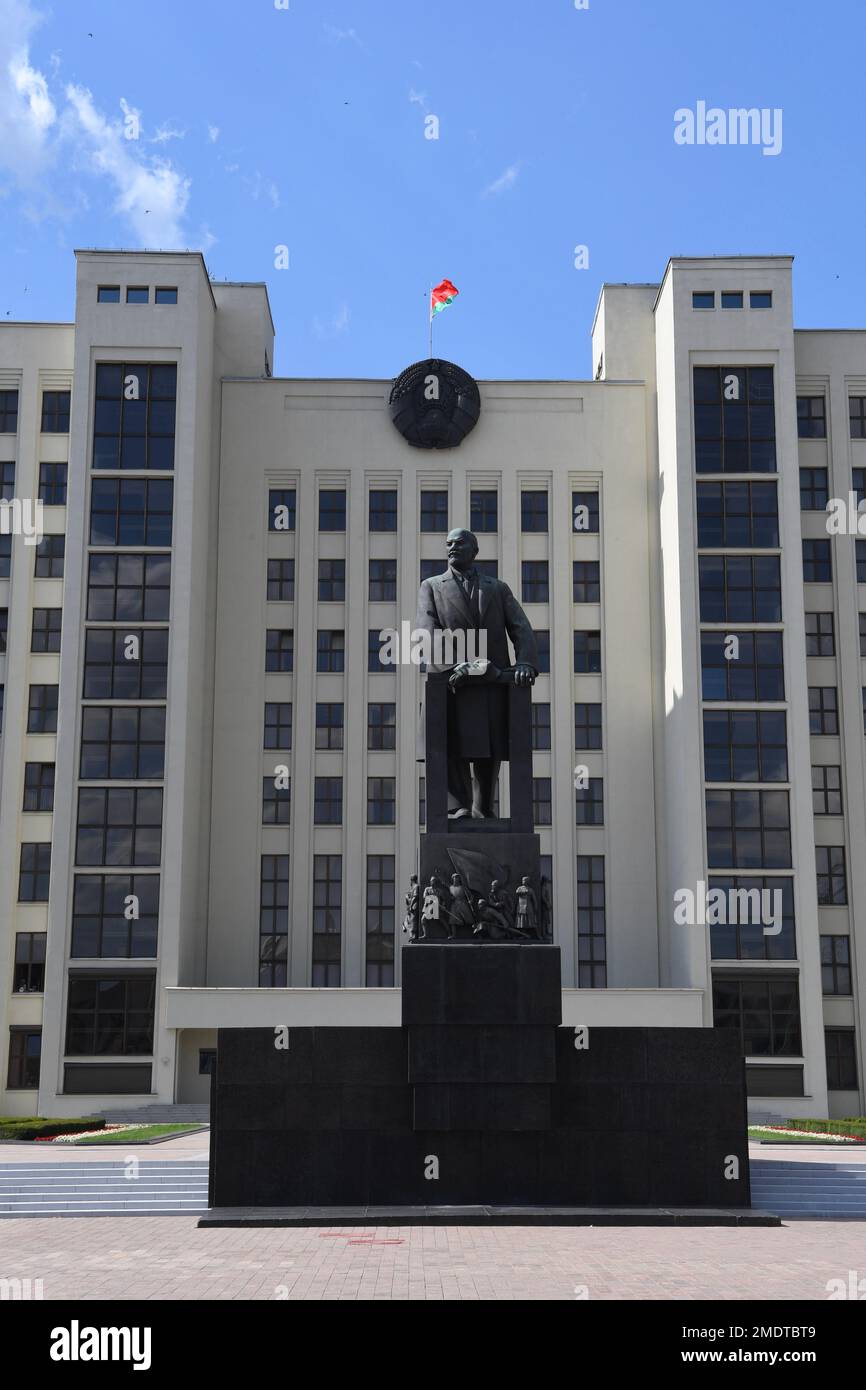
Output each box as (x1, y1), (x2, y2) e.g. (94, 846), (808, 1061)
(448, 807), (470, 820)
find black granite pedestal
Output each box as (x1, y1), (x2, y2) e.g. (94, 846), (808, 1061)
(207, 945), (753, 1216)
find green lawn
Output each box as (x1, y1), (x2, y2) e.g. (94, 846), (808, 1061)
(748, 1126), (862, 1145)
(74, 1124), (207, 1144)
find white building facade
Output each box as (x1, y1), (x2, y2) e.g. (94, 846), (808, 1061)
(0, 251), (862, 1121)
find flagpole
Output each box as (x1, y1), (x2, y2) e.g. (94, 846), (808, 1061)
(428, 285), (433, 359)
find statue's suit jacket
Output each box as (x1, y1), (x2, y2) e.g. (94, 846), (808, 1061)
(415, 569), (539, 761)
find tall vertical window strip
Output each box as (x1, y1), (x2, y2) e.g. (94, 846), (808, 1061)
(0, 390), (19, 432)
(366, 855), (395, 986)
(312, 855), (342, 987)
(577, 856), (606, 987)
(259, 855), (289, 987)
(93, 364), (177, 469)
(693, 366), (775, 473)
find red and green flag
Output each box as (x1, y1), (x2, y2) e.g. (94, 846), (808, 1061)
(431, 278), (459, 317)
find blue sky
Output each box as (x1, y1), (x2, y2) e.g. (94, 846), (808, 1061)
(1, 0), (864, 378)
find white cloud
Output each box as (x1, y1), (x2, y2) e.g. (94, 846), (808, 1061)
(324, 24), (367, 51)
(0, 0), (56, 181)
(207, 123), (219, 143)
(313, 302), (350, 339)
(482, 162), (521, 197)
(408, 88), (428, 111)
(150, 121), (186, 145)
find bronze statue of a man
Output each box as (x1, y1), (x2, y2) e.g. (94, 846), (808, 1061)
(415, 528), (538, 819)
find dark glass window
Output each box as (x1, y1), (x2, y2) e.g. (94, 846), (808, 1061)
(260, 854), (289, 948)
(39, 462), (68, 505)
(713, 976), (801, 1056)
(698, 555), (781, 622)
(19, 843), (51, 901)
(262, 774), (291, 825)
(694, 366), (776, 473)
(826, 1030), (858, 1090)
(809, 686), (838, 735)
(317, 629), (345, 673)
(805, 611), (835, 657)
(750, 292), (772, 309)
(41, 390), (70, 433)
(419, 776), (426, 827)
(0, 535), (9, 578)
(0, 390), (20, 432)
(314, 776), (342, 825)
(86, 553), (171, 621)
(535, 631), (550, 674)
(692, 292), (714, 309)
(816, 845), (847, 905)
(532, 777), (552, 825)
(369, 559), (396, 602)
(97, 286), (120, 303)
(71, 875), (159, 958)
(858, 540), (866, 584)
(575, 702), (602, 749)
(703, 710), (788, 782)
(23, 762), (55, 812)
(318, 558), (344, 601)
(319, 490), (346, 531)
(93, 363), (176, 469)
(366, 855), (395, 987)
(797, 396), (826, 439)
(264, 702), (292, 750)
(90, 479), (173, 546)
(369, 489), (397, 532)
(575, 777), (604, 826)
(367, 776), (396, 825)
(155, 287), (177, 305)
(126, 287), (148, 304)
(705, 789), (791, 868)
(14, 933), (46, 992)
(708, 876), (796, 960)
(27, 684), (58, 733)
(7, 1029), (41, 1088)
(470, 490), (497, 532)
(799, 467), (829, 511)
(267, 558), (295, 602)
(0, 607), (6, 653)
(0, 460), (14, 499)
(315, 702), (344, 750)
(34, 534), (65, 577)
(531, 701), (551, 750)
(268, 488), (296, 532)
(577, 856), (606, 987)
(721, 291), (743, 309)
(476, 559), (498, 578)
(199, 1049), (216, 1075)
(812, 764), (843, 816)
(851, 397), (866, 439)
(75, 787), (163, 867)
(420, 490), (448, 533)
(854, 468), (866, 506)
(821, 937), (851, 995)
(65, 974), (156, 1055)
(80, 707), (166, 780)
(83, 629), (168, 699)
(701, 630), (784, 702)
(31, 607), (61, 653)
(573, 630), (602, 673)
(368, 702), (396, 750)
(696, 481), (779, 547)
(572, 491), (599, 533)
(419, 559), (440, 584)
(521, 490), (548, 533)
(368, 629), (390, 673)
(522, 560), (549, 603)
(312, 854), (342, 987)
(802, 539), (832, 583)
(573, 560), (600, 602)
(265, 629), (293, 672)
(860, 612), (866, 658)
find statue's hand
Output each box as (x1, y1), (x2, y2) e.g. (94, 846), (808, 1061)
(513, 663), (536, 687)
(448, 662), (471, 691)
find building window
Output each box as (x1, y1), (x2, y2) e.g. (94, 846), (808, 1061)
(700, 631), (785, 702)
(522, 560), (549, 603)
(812, 764), (843, 817)
(854, 469), (866, 509)
(266, 558), (294, 602)
(713, 976), (801, 1056)
(703, 710), (787, 782)
(93, 364), (176, 469)
(90, 479), (173, 547)
(573, 630), (601, 673)
(316, 629), (345, 672)
(531, 702), (551, 750)
(816, 845), (847, 905)
(857, 540), (866, 584)
(0, 461), (14, 499)
(314, 776), (343, 825)
(476, 559), (498, 579)
(0, 607), (6, 653)
(808, 686), (838, 735)
(27, 684), (58, 733)
(18, 843), (51, 901)
(694, 366), (775, 473)
(572, 490), (599, 533)
(859, 613), (866, 658)
(38, 462), (68, 505)
(575, 702), (602, 749)
(65, 975), (156, 1055)
(268, 488), (296, 532)
(805, 611), (835, 657)
(75, 787), (163, 866)
(259, 856), (289, 984)
(30, 607), (62, 654)
(369, 558), (396, 602)
(692, 292), (714, 309)
(367, 776), (396, 825)
(802, 539), (832, 583)
(97, 286), (120, 302)
(366, 855), (395, 987)
(41, 390), (70, 433)
(318, 558), (345, 601)
(531, 776), (552, 825)
(312, 855), (342, 987)
(0, 390), (20, 432)
(266, 629), (293, 672)
(83, 630), (168, 701)
(577, 856), (606, 987)
(750, 291), (772, 309)
(369, 489), (397, 532)
(419, 776), (426, 827)
(797, 396), (826, 439)
(573, 560), (600, 603)
(470, 490), (498, 532)
(696, 481), (779, 547)
(521, 490), (548, 533)
(315, 702), (344, 750)
(14, 933), (46, 992)
(721, 291), (743, 309)
(318, 489), (347, 531)
(825, 1029), (858, 1090)
(368, 702), (396, 749)
(86, 553), (170, 621)
(706, 789), (791, 868)
(708, 876), (796, 960)
(7, 1029), (41, 1089)
(535, 631), (550, 674)
(419, 559), (440, 584)
(575, 777), (604, 826)
(698, 555), (781, 622)
(155, 287), (178, 305)
(262, 774), (291, 825)
(23, 762), (55, 812)
(71, 874), (159, 957)
(264, 702), (292, 750)
(368, 629), (390, 672)
(799, 467), (829, 511)
(199, 1049), (216, 1075)
(821, 936), (851, 995)
(34, 534), (65, 577)
(0, 535), (9, 578)
(851, 397), (866, 439)
(126, 286), (149, 304)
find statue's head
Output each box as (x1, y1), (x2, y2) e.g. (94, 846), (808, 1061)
(451, 873), (460, 884)
(491, 879), (499, 891)
(446, 528), (479, 572)
(521, 876), (530, 886)
(410, 873), (417, 884)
